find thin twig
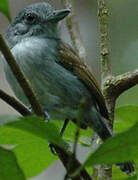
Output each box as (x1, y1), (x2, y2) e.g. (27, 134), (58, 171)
(0, 34), (45, 118)
(61, 0), (87, 60)
(72, 127), (80, 156)
(72, 98), (87, 156)
(0, 89), (31, 116)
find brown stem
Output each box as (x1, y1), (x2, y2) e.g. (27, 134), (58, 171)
(104, 69), (138, 99)
(0, 89), (32, 116)
(55, 145), (93, 180)
(61, 0), (87, 60)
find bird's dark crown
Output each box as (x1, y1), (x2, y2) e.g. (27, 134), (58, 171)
(5, 2), (70, 48)
(12, 2), (55, 26)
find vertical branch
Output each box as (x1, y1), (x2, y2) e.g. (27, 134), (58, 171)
(97, 0), (112, 84)
(95, 1), (114, 179)
(61, 0), (87, 60)
(97, 0), (115, 126)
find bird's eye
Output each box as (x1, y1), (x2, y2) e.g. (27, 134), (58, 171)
(24, 13), (36, 24)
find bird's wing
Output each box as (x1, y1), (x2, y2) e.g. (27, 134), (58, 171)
(57, 40), (109, 119)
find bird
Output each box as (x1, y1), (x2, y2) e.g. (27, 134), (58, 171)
(3, 2), (134, 174)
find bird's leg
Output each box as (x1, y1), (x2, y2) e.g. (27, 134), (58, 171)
(60, 118), (70, 151)
(60, 118), (70, 136)
(28, 106), (57, 153)
(29, 105), (70, 154)
(28, 106), (50, 121)
(49, 118), (70, 155)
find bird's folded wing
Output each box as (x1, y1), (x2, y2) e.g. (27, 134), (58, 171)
(58, 40), (109, 119)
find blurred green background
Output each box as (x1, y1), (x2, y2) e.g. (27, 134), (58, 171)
(108, 0), (138, 106)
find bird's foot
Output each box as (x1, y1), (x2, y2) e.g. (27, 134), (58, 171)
(28, 106), (50, 122)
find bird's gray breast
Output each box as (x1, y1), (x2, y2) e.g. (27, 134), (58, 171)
(4, 37), (91, 120)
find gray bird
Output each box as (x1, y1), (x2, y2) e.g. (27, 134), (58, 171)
(3, 2), (134, 174)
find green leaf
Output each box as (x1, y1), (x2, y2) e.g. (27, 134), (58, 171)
(123, 175), (137, 180)
(0, 125), (41, 145)
(5, 116), (65, 148)
(0, 116), (57, 178)
(112, 165), (130, 180)
(114, 105), (138, 133)
(86, 166), (93, 177)
(13, 140), (57, 178)
(84, 123), (138, 167)
(0, 147), (25, 180)
(0, 115), (92, 145)
(0, 0), (11, 21)
(134, 159), (138, 176)
(0, 115), (34, 145)
(115, 106), (138, 122)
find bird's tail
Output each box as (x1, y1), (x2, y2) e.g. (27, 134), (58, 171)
(89, 106), (134, 175)
(117, 162), (134, 175)
(89, 106), (112, 141)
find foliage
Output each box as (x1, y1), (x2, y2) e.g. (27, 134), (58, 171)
(0, 106), (138, 179)
(83, 106), (138, 179)
(0, 0), (11, 21)
(0, 147), (25, 180)
(84, 122), (138, 166)
(114, 105), (138, 133)
(0, 115), (62, 178)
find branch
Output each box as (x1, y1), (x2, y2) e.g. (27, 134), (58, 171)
(96, 1), (113, 179)
(0, 34), (45, 117)
(55, 146), (93, 180)
(96, 0), (138, 179)
(105, 69), (138, 99)
(0, 89), (32, 116)
(61, 0), (87, 60)
(97, 0), (112, 83)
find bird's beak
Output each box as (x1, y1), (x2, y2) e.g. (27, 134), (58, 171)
(49, 9), (71, 22)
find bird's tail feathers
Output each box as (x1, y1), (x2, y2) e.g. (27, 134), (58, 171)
(89, 107), (135, 175)
(89, 106), (112, 141)
(117, 162), (135, 176)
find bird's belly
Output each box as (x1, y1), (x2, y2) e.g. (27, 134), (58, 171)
(3, 38), (92, 120)
(4, 65), (90, 121)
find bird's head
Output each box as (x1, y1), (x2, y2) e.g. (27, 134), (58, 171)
(5, 2), (70, 48)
